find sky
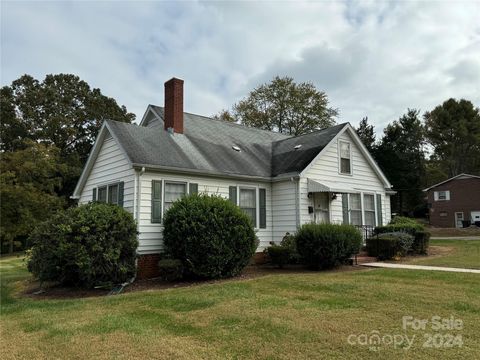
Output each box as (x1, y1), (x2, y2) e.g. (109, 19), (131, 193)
(1, 0), (479, 133)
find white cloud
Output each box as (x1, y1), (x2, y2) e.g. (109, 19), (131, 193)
(1, 0), (479, 136)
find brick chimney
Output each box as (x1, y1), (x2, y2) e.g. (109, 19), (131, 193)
(164, 77), (184, 134)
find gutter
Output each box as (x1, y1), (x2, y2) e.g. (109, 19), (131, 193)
(132, 163), (299, 183)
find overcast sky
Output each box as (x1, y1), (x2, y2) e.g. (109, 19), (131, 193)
(2, 0), (479, 133)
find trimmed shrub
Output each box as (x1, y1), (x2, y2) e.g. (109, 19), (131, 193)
(295, 223), (362, 269)
(158, 259), (184, 281)
(162, 194), (257, 279)
(412, 231), (431, 255)
(375, 217), (430, 255)
(280, 232), (301, 263)
(266, 245), (291, 268)
(366, 232), (415, 260)
(27, 202), (138, 288)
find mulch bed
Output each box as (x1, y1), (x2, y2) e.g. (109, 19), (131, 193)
(22, 263), (366, 300)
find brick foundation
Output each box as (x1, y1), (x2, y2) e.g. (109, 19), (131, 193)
(137, 254), (161, 280)
(252, 252), (268, 265)
(137, 252), (268, 279)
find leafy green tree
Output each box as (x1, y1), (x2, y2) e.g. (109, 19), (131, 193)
(424, 98), (480, 177)
(0, 142), (67, 253)
(375, 109), (426, 215)
(215, 76), (337, 135)
(211, 109), (236, 123)
(0, 74), (135, 200)
(355, 116), (376, 153)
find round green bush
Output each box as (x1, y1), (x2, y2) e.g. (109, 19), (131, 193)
(295, 223), (362, 269)
(27, 202), (138, 288)
(162, 193), (257, 279)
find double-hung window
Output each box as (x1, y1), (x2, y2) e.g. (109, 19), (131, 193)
(239, 188), (256, 227)
(164, 182), (187, 213)
(363, 194), (376, 227)
(93, 182), (123, 206)
(228, 186), (266, 229)
(151, 180), (198, 223)
(97, 186), (107, 203)
(349, 193), (362, 226)
(434, 190), (450, 201)
(339, 141), (351, 174)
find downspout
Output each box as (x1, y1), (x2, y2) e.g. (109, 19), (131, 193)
(292, 177), (300, 229)
(134, 167), (145, 279)
(108, 167), (145, 295)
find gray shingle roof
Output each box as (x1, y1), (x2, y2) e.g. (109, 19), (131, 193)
(106, 106), (347, 179)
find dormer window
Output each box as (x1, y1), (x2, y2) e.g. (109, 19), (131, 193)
(339, 141), (351, 174)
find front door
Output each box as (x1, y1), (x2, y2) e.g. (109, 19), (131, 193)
(455, 212), (464, 228)
(314, 192), (330, 223)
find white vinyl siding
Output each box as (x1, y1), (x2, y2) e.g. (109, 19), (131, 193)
(78, 135), (135, 213)
(272, 180), (298, 243)
(301, 130), (391, 226)
(137, 172), (273, 254)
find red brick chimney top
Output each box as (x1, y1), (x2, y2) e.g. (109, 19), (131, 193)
(164, 77), (184, 134)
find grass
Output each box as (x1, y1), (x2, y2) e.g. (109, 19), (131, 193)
(404, 239), (480, 270)
(1, 254), (479, 359)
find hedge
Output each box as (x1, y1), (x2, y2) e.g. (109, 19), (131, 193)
(366, 232), (414, 260)
(295, 223), (362, 269)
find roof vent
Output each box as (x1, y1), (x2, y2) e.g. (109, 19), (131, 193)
(232, 145), (241, 152)
(294, 144), (302, 150)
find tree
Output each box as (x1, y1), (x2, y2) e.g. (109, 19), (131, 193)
(424, 98), (480, 177)
(214, 76), (337, 135)
(0, 142), (67, 253)
(0, 74), (135, 200)
(211, 109), (236, 123)
(356, 117), (376, 152)
(375, 109), (426, 215)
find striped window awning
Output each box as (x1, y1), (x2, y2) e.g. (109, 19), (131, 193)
(307, 179), (351, 193)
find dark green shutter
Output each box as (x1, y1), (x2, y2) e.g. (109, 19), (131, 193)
(259, 188), (266, 229)
(376, 194), (383, 226)
(152, 180), (162, 223)
(189, 183), (198, 194)
(229, 186), (237, 204)
(92, 188), (97, 201)
(118, 182), (124, 207)
(342, 194), (349, 224)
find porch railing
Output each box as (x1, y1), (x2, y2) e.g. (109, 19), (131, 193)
(354, 225), (375, 244)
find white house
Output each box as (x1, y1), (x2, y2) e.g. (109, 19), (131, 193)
(72, 78), (394, 278)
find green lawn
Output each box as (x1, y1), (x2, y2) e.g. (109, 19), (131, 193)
(1, 254), (479, 359)
(404, 239), (480, 270)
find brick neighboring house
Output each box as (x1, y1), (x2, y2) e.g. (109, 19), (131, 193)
(424, 174), (480, 228)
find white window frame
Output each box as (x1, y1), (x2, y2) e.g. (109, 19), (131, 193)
(348, 193), (363, 226)
(150, 178), (200, 223)
(435, 190), (450, 201)
(347, 191), (378, 226)
(362, 193), (376, 227)
(95, 182), (121, 205)
(163, 180), (188, 215)
(234, 185), (260, 230)
(338, 140), (353, 176)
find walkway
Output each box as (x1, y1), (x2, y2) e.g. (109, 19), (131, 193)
(361, 262), (480, 274)
(431, 236), (480, 240)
